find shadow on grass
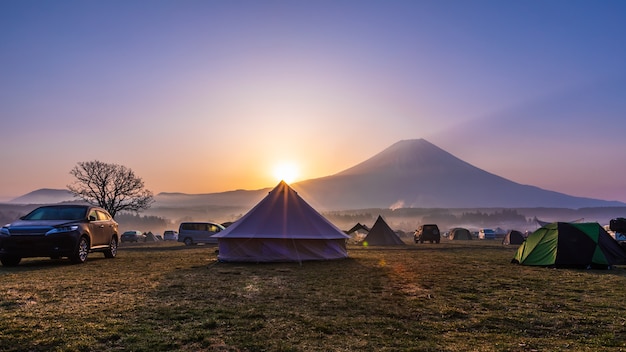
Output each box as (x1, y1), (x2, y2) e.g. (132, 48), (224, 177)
(0, 255), (111, 272)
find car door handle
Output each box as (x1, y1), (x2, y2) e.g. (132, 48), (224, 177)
(99, 225), (105, 228)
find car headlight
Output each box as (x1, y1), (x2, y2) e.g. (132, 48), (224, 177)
(46, 225), (79, 235)
(0, 226), (10, 236)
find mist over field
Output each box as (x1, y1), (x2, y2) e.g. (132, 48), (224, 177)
(3, 139), (625, 236)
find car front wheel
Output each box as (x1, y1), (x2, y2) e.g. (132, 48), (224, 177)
(184, 238), (194, 246)
(70, 236), (90, 264)
(0, 255), (21, 267)
(104, 237), (118, 258)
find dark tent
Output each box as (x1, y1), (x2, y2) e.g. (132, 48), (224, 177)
(449, 227), (472, 240)
(345, 223), (370, 235)
(361, 215), (405, 246)
(345, 222), (370, 244)
(502, 230), (525, 245)
(512, 222), (626, 269)
(144, 231), (160, 242)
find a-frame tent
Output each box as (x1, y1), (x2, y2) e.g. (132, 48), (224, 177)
(512, 222), (626, 269)
(345, 222), (370, 243)
(345, 223), (370, 236)
(361, 215), (405, 246)
(213, 181), (350, 262)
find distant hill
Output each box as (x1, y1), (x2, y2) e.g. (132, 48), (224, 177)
(8, 189), (78, 204)
(7, 188), (268, 208)
(6, 139), (625, 210)
(154, 189), (268, 208)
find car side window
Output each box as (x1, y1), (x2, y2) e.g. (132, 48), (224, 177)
(96, 210), (110, 221)
(88, 210), (98, 221)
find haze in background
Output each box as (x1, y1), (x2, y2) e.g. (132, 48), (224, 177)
(1, 1), (625, 202)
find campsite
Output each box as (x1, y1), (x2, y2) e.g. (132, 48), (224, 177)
(2, 240), (626, 351)
(3, 181), (626, 351)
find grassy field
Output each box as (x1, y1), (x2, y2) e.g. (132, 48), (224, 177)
(1, 240), (625, 352)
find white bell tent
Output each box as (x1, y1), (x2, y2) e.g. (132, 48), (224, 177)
(213, 181), (350, 262)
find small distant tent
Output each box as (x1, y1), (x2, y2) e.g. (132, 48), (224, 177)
(144, 231), (160, 242)
(495, 227), (507, 239)
(361, 215), (405, 246)
(212, 181), (350, 262)
(345, 223), (370, 235)
(345, 223), (370, 243)
(502, 230), (525, 245)
(512, 222), (626, 269)
(449, 227), (472, 240)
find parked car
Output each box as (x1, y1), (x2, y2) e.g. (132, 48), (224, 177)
(178, 222), (225, 245)
(121, 230), (146, 243)
(478, 228), (496, 240)
(163, 230), (178, 241)
(0, 204), (119, 266)
(414, 224), (440, 243)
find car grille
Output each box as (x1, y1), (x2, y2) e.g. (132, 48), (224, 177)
(6, 226), (52, 236)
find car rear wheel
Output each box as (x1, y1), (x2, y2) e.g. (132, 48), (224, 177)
(70, 236), (90, 264)
(0, 255), (21, 267)
(104, 237), (118, 258)
(184, 238), (194, 246)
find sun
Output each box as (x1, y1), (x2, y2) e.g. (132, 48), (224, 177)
(272, 162), (299, 184)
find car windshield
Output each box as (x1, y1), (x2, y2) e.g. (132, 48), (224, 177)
(23, 206), (87, 221)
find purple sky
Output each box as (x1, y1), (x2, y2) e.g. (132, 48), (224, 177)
(1, 0), (625, 203)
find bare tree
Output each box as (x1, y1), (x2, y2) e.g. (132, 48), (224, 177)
(67, 160), (154, 218)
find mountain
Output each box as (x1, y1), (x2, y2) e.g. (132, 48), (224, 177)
(290, 139), (625, 209)
(6, 139), (625, 209)
(8, 189), (78, 204)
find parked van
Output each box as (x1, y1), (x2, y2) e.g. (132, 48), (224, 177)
(178, 222), (225, 246)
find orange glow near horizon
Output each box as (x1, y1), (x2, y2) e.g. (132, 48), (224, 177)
(272, 162), (299, 184)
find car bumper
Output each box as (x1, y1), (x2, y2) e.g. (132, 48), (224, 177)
(0, 233), (80, 258)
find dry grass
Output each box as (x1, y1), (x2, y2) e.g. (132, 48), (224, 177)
(1, 241), (626, 351)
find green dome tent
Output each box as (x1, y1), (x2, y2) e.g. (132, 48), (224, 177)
(512, 222), (626, 269)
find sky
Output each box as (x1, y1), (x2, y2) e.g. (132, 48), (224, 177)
(1, 0), (625, 203)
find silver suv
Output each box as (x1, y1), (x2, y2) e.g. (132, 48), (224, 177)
(163, 230), (178, 241)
